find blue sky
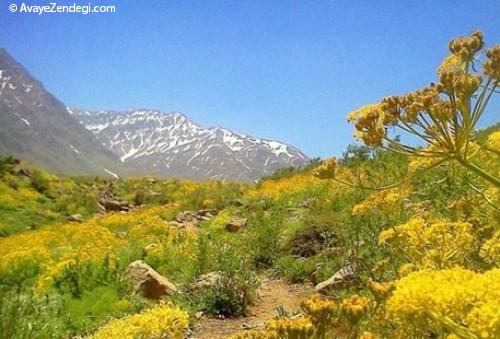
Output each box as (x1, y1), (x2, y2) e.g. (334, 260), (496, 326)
(1, 0), (499, 158)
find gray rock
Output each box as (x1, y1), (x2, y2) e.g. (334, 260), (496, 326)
(68, 214), (83, 223)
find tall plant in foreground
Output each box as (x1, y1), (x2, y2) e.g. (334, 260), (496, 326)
(318, 31), (499, 188)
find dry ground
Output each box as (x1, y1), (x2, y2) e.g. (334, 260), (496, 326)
(192, 278), (314, 339)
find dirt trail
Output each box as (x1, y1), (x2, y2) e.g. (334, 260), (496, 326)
(192, 278), (314, 339)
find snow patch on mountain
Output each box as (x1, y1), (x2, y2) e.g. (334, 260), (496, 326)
(72, 109), (310, 181)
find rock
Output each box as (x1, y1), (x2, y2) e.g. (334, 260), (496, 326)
(68, 214), (83, 223)
(225, 217), (247, 232)
(197, 209), (215, 221)
(189, 272), (222, 291)
(100, 199), (130, 212)
(298, 198), (316, 208)
(127, 260), (177, 299)
(174, 211), (199, 229)
(171, 210), (216, 231)
(314, 263), (358, 294)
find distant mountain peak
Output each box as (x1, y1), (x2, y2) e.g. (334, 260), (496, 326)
(73, 108), (310, 181)
(0, 48), (309, 181)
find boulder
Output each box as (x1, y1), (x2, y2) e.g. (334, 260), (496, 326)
(225, 217), (247, 232)
(68, 214), (83, 223)
(127, 260), (177, 299)
(100, 199), (130, 212)
(189, 272), (222, 291)
(314, 263), (358, 294)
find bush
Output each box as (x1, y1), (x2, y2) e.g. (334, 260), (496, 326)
(196, 237), (259, 317)
(31, 170), (50, 194)
(286, 220), (339, 258)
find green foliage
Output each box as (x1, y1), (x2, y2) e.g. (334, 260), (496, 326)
(0, 286), (64, 339)
(194, 233), (259, 317)
(53, 257), (131, 298)
(276, 255), (315, 283)
(246, 211), (283, 268)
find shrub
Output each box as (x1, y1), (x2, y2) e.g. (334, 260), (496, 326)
(196, 238), (259, 317)
(286, 221), (339, 258)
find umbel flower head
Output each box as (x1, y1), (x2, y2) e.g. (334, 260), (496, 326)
(313, 158), (337, 179)
(367, 279), (395, 300)
(448, 30), (484, 62)
(340, 294), (371, 324)
(346, 30), (500, 188)
(484, 45), (500, 80)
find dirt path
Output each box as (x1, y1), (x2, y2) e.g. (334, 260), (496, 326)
(192, 278), (314, 339)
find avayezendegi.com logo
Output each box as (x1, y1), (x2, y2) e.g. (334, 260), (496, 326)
(8, 2), (116, 15)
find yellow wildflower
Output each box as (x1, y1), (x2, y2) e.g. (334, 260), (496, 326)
(88, 303), (189, 339)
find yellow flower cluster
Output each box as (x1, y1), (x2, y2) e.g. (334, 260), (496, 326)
(246, 174), (324, 200)
(340, 294), (371, 323)
(347, 104), (388, 146)
(267, 317), (315, 339)
(232, 295), (340, 339)
(346, 31), (500, 189)
(378, 218), (476, 268)
(301, 294), (338, 331)
(484, 45), (500, 80)
(352, 186), (411, 217)
(88, 303), (188, 339)
(448, 31), (484, 62)
(0, 181), (41, 208)
(367, 279), (395, 301)
(386, 268), (500, 339)
(313, 158), (337, 179)
(480, 231), (500, 266)
(0, 220), (126, 284)
(487, 131), (500, 152)
(359, 332), (378, 339)
(0, 205), (179, 290)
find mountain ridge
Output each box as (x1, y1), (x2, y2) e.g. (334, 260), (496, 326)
(72, 108), (310, 181)
(0, 48), (124, 177)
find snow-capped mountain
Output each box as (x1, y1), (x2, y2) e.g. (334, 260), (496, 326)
(72, 109), (310, 181)
(0, 48), (124, 177)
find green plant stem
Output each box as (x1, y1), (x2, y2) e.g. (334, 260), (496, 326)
(455, 157), (500, 187)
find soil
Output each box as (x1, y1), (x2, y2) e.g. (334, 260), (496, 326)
(192, 278), (314, 339)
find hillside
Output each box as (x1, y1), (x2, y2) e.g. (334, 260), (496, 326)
(0, 49), (124, 177)
(0, 122), (498, 338)
(0, 32), (499, 339)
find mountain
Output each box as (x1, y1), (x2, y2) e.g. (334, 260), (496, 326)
(0, 48), (309, 181)
(0, 48), (123, 177)
(72, 109), (310, 181)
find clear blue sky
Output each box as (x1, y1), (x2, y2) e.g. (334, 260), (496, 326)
(1, 1), (499, 158)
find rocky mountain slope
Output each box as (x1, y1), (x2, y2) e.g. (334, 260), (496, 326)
(72, 109), (310, 181)
(0, 48), (309, 181)
(0, 48), (123, 177)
